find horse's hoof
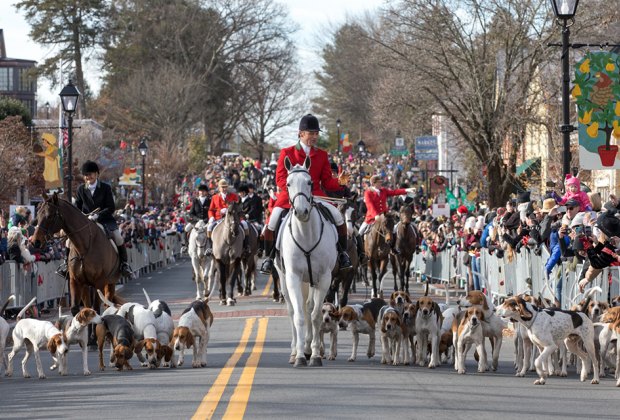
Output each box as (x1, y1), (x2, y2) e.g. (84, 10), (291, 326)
(294, 357), (307, 368)
(309, 357), (322, 367)
(289, 355), (296, 364)
(219, 300), (226, 306)
(304, 352), (311, 360)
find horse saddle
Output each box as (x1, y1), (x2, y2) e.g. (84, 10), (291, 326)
(94, 222), (119, 255)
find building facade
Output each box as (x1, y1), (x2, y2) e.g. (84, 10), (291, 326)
(0, 29), (37, 118)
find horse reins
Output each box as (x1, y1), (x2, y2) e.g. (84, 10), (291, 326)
(287, 204), (325, 287)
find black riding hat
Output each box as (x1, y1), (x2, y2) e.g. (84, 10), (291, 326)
(197, 184), (208, 192)
(299, 114), (321, 132)
(238, 183), (249, 194)
(81, 160), (99, 174)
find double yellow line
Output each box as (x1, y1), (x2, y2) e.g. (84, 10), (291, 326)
(192, 317), (269, 419)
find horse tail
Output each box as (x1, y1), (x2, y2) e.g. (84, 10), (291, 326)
(424, 281), (429, 297)
(143, 288), (152, 306)
(0, 294), (15, 317)
(16, 296), (37, 321)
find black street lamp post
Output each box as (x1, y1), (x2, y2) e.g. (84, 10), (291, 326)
(59, 80), (80, 202)
(336, 118), (342, 153)
(551, 0), (579, 179)
(45, 101), (50, 119)
(357, 140), (366, 155)
(138, 137), (148, 209)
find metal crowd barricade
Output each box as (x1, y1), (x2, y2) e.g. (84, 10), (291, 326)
(0, 233), (183, 310)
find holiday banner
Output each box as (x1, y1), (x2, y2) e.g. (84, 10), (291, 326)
(575, 51), (620, 169)
(34, 132), (63, 190)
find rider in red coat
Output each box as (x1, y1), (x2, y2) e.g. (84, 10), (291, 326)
(359, 175), (414, 255)
(260, 114), (352, 275)
(205, 178), (248, 255)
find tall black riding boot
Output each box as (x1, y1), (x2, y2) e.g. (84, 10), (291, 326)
(56, 253), (69, 278)
(117, 245), (133, 277)
(337, 224), (352, 270)
(356, 234), (366, 264)
(259, 228), (275, 275)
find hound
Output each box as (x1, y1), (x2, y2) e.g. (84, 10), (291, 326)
(452, 307), (486, 374)
(96, 314), (137, 371)
(401, 302), (416, 365)
(497, 296), (600, 385)
(390, 290), (412, 315)
(338, 298), (386, 362)
(379, 306), (403, 365)
(319, 302), (339, 360)
(457, 290), (505, 370)
(414, 295), (443, 368)
(171, 299), (213, 368)
(6, 297), (69, 379)
(0, 295), (15, 376)
(53, 307), (102, 375)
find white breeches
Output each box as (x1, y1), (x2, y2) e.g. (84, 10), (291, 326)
(268, 200), (344, 231)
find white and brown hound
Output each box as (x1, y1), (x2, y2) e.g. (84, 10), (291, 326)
(6, 297), (68, 379)
(457, 290), (504, 371)
(338, 298), (386, 362)
(497, 296), (600, 385)
(171, 299), (213, 368)
(319, 302), (339, 360)
(452, 307), (486, 374)
(414, 295), (443, 368)
(53, 307), (102, 375)
(379, 306), (403, 365)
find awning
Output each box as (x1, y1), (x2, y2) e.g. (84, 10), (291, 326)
(516, 158), (541, 176)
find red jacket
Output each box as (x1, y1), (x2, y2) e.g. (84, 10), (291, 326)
(208, 192), (240, 220)
(363, 187), (407, 224)
(274, 142), (343, 209)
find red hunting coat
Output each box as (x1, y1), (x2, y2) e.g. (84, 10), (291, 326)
(274, 142), (344, 209)
(363, 187), (407, 224)
(208, 192), (240, 220)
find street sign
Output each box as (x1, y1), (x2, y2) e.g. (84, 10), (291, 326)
(415, 136), (438, 161)
(390, 136), (409, 156)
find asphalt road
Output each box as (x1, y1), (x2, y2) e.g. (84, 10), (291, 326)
(1, 258), (620, 419)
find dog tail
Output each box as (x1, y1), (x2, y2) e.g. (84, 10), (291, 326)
(0, 294), (15, 317)
(143, 288), (152, 306)
(97, 289), (117, 309)
(16, 296), (37, 321)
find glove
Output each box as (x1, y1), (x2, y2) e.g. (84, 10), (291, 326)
(375, 215), (381, 221)
(220, 208), (227, 215)
(88, 214), (99, 222)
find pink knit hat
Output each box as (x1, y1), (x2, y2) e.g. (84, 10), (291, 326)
(565, 174), (580, 187)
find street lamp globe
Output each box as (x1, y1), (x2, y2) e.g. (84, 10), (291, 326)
(59, 80), (80, 114)
(336, 118), (341, 129)
(138, 137), (149, 156)
(357, 140), (366, 154)
(550, 0), (579, 19)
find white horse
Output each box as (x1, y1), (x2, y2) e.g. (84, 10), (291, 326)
(186, 220), (212, 299)
(276, 156), (338, 367)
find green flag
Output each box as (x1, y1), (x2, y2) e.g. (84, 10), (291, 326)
(460, 187), (475, 212)
(445, 187), (458, 210)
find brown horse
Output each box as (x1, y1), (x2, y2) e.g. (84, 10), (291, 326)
(390, 206), (419, 293)
(239, 222), (259, 296)
(31, 193), (122, 314)
(211, 201), (243, 306)
(326, 201), (358, 307)
(364, 213), (395, 299)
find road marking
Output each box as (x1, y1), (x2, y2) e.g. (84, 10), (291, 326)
(192, 317), (256, 420)
(260, 276), (272, 296)
(222, 317), (269, 419)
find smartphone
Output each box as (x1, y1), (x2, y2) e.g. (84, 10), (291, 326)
(573, 225), (583, 234)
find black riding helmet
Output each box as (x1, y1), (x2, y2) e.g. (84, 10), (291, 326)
(81, 160), (99, 174)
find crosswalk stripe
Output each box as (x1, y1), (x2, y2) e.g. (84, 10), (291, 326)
(222, 317), (269, 419)
(192, 317), (256, 419)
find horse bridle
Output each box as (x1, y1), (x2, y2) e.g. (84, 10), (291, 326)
(287, 168), (314, 210)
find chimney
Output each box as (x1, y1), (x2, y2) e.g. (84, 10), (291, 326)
(0, 29), (6, 58)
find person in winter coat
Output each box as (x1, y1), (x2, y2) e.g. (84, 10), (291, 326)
(555, 174), (592, 212)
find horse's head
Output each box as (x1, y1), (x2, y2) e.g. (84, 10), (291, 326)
(192, 220), (208, 256)
(399, 205), (413, 224)
(285, 156), (313, 222)
(225, 201), (241, 237)
(32, 192), (64, 248)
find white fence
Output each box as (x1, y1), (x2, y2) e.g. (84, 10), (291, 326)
(410, 246), (619, 309)
(0, 233), (183, 310)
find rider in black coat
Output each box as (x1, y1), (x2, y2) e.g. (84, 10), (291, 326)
(189, 184), (211, 222)
(56, 160), (133, 278)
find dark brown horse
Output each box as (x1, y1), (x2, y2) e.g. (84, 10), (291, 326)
(326, 201), (358, 307)
(390, 206), (419, 293)
(31, 193), (122, 314)
(239, 222), (259, 296)
(364, 213), (395, 299)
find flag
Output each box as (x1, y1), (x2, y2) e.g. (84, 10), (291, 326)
(62, 128), (69, 147)
(460, 187), (475, 212)
(466, 188), (478, 202)
(445, 187), (458, 210)
(341, 133), (352, 153)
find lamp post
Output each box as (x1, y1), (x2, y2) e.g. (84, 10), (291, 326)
(59, 80), (80, 202)
(45, 101), (50, 119)
(138, 137), (148, 209)
(357, 140), (366, 156)
(336, 118), (342, 153)
(551, 0), (579, 179)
